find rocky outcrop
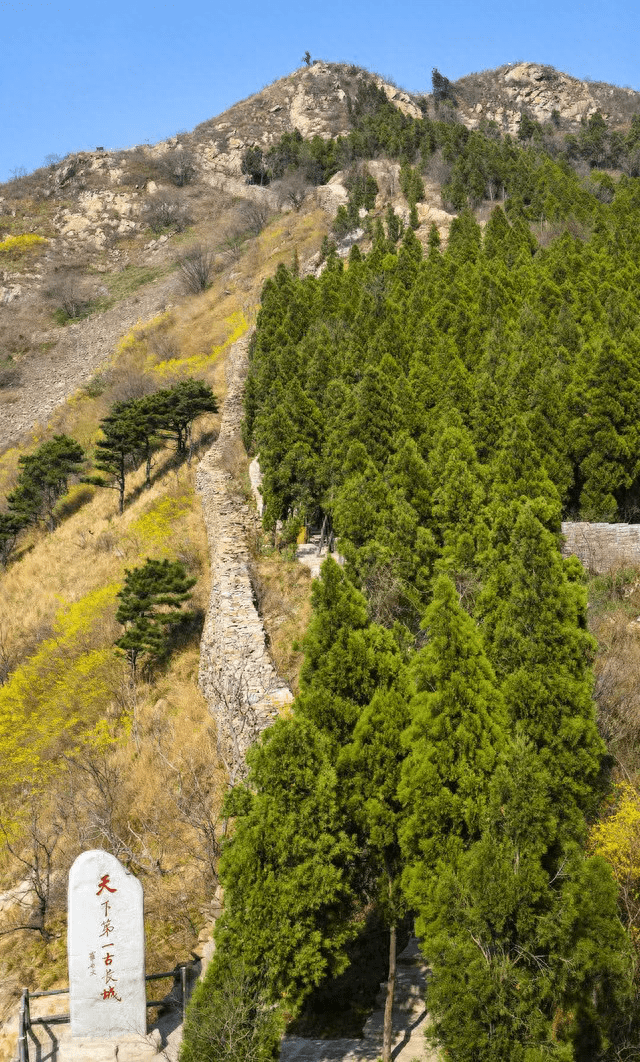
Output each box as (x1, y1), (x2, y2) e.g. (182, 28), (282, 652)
(455, 62), (640, 135)
(196, 332), (293, 783)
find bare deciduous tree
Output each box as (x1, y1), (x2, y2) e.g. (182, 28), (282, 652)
(0, 804), (64, 942)
(238, 198), (271, 236)
(46, 271), (90, 320)
(274, 169), (310, 212)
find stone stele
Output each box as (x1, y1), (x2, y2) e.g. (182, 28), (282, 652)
(68, 850), (147, 1039)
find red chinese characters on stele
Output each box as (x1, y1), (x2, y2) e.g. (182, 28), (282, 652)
(96, 873), (122, 1002)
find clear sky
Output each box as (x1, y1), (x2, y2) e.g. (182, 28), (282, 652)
(2, 0), (639, 183)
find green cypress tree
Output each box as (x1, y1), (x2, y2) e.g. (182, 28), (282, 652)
(214, 716), (358, 1012)
(423, 738), (632, 1062)
(399, 575), (506, 936)
(477, 502), (605, 827)
(570, 335), (640, 519)
(296, 558), (403, 747)
(341, 686), (410, 1062)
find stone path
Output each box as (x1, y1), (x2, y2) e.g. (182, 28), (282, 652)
(196, 332), (293, 783)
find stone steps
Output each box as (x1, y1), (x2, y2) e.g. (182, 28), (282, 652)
(281, 939), (438, 1062)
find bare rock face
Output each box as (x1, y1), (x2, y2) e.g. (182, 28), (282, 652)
(453, 61), (640, 134)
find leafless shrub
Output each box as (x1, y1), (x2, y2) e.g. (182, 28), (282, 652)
(178, 243), (214, 293)
(0, 802), (64, 942)
(46, 271), (91, 320)
(425, 149), (453, 187)
(108, 366), (159, 404)
(0, 623), (15, 685)
(143, 194), (192, 234)
(622, 149), (640, 178)
(238, 198), (271, 235)
(65, 749), (167, 876)
(157, 148), (198, 187)
(118, 147), (164, 187)
(147, 327), (181, 364)
(274, 169), (311, 211)
(0, 358), (21, 390)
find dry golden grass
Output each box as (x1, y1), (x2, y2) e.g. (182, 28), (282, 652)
(0, 196), (327, 1035)
(250, 550), (313, 694)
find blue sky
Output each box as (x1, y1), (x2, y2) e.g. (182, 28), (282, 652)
(2, 0), (639, 183)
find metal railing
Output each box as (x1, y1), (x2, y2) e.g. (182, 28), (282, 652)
(17, 962), (197, 1062)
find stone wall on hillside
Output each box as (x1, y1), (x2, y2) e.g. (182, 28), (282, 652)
(562, 521), (640, 573)
(196, 333), (293, 784)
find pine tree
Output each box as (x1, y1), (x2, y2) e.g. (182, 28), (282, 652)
(115, 558), (196, 677)
(7, 435), (84, 530)
(151, 378), (217, 458)
(94, 407), (148, 514)
(0, 511), (28, 567)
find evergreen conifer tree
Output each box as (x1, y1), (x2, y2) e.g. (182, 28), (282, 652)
(115, 558), (196, 677)
(341, 687), (410, 1062)
(399, 576), (506, 935)
(214, 716), (358, 1012)
(7, 435), (84, 529)
(477, 502), (605, 826)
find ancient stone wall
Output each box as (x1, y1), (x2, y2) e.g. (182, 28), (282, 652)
(196, 333), (293, 784)
(562, 521), (640, 573)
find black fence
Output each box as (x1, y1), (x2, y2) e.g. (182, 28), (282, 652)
(17, 962), (198, 1062)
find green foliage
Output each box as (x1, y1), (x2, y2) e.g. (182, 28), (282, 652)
(241, 146), (270, 186)
(6, 435), (84, 530)
(115, 558), (196, 675)
(93, 378), (217, 512)
(423, 740), (632, 1061)
(232, 179), (640, 1056)
(180, 953), (283, 1062)
(399, 576), (506, 933)
(216, 715), (359, 1012)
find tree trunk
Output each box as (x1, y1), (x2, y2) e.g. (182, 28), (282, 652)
(118, 475), (125, 515)
(383, 921), (397, 1062)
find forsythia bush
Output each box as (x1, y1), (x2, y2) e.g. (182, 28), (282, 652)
(0, 234), (47, 254)
(0, 585), (120, 791)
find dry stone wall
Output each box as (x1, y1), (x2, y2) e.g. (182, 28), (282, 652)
(562, 521), (640, 573)
(197, 333), (293, 783)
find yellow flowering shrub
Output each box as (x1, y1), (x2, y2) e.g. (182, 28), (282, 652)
(130, 493), (192, 553)
(590, 781), (640, 945)
(0, 585), (121, 792)
(0, 233), (47, 255)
